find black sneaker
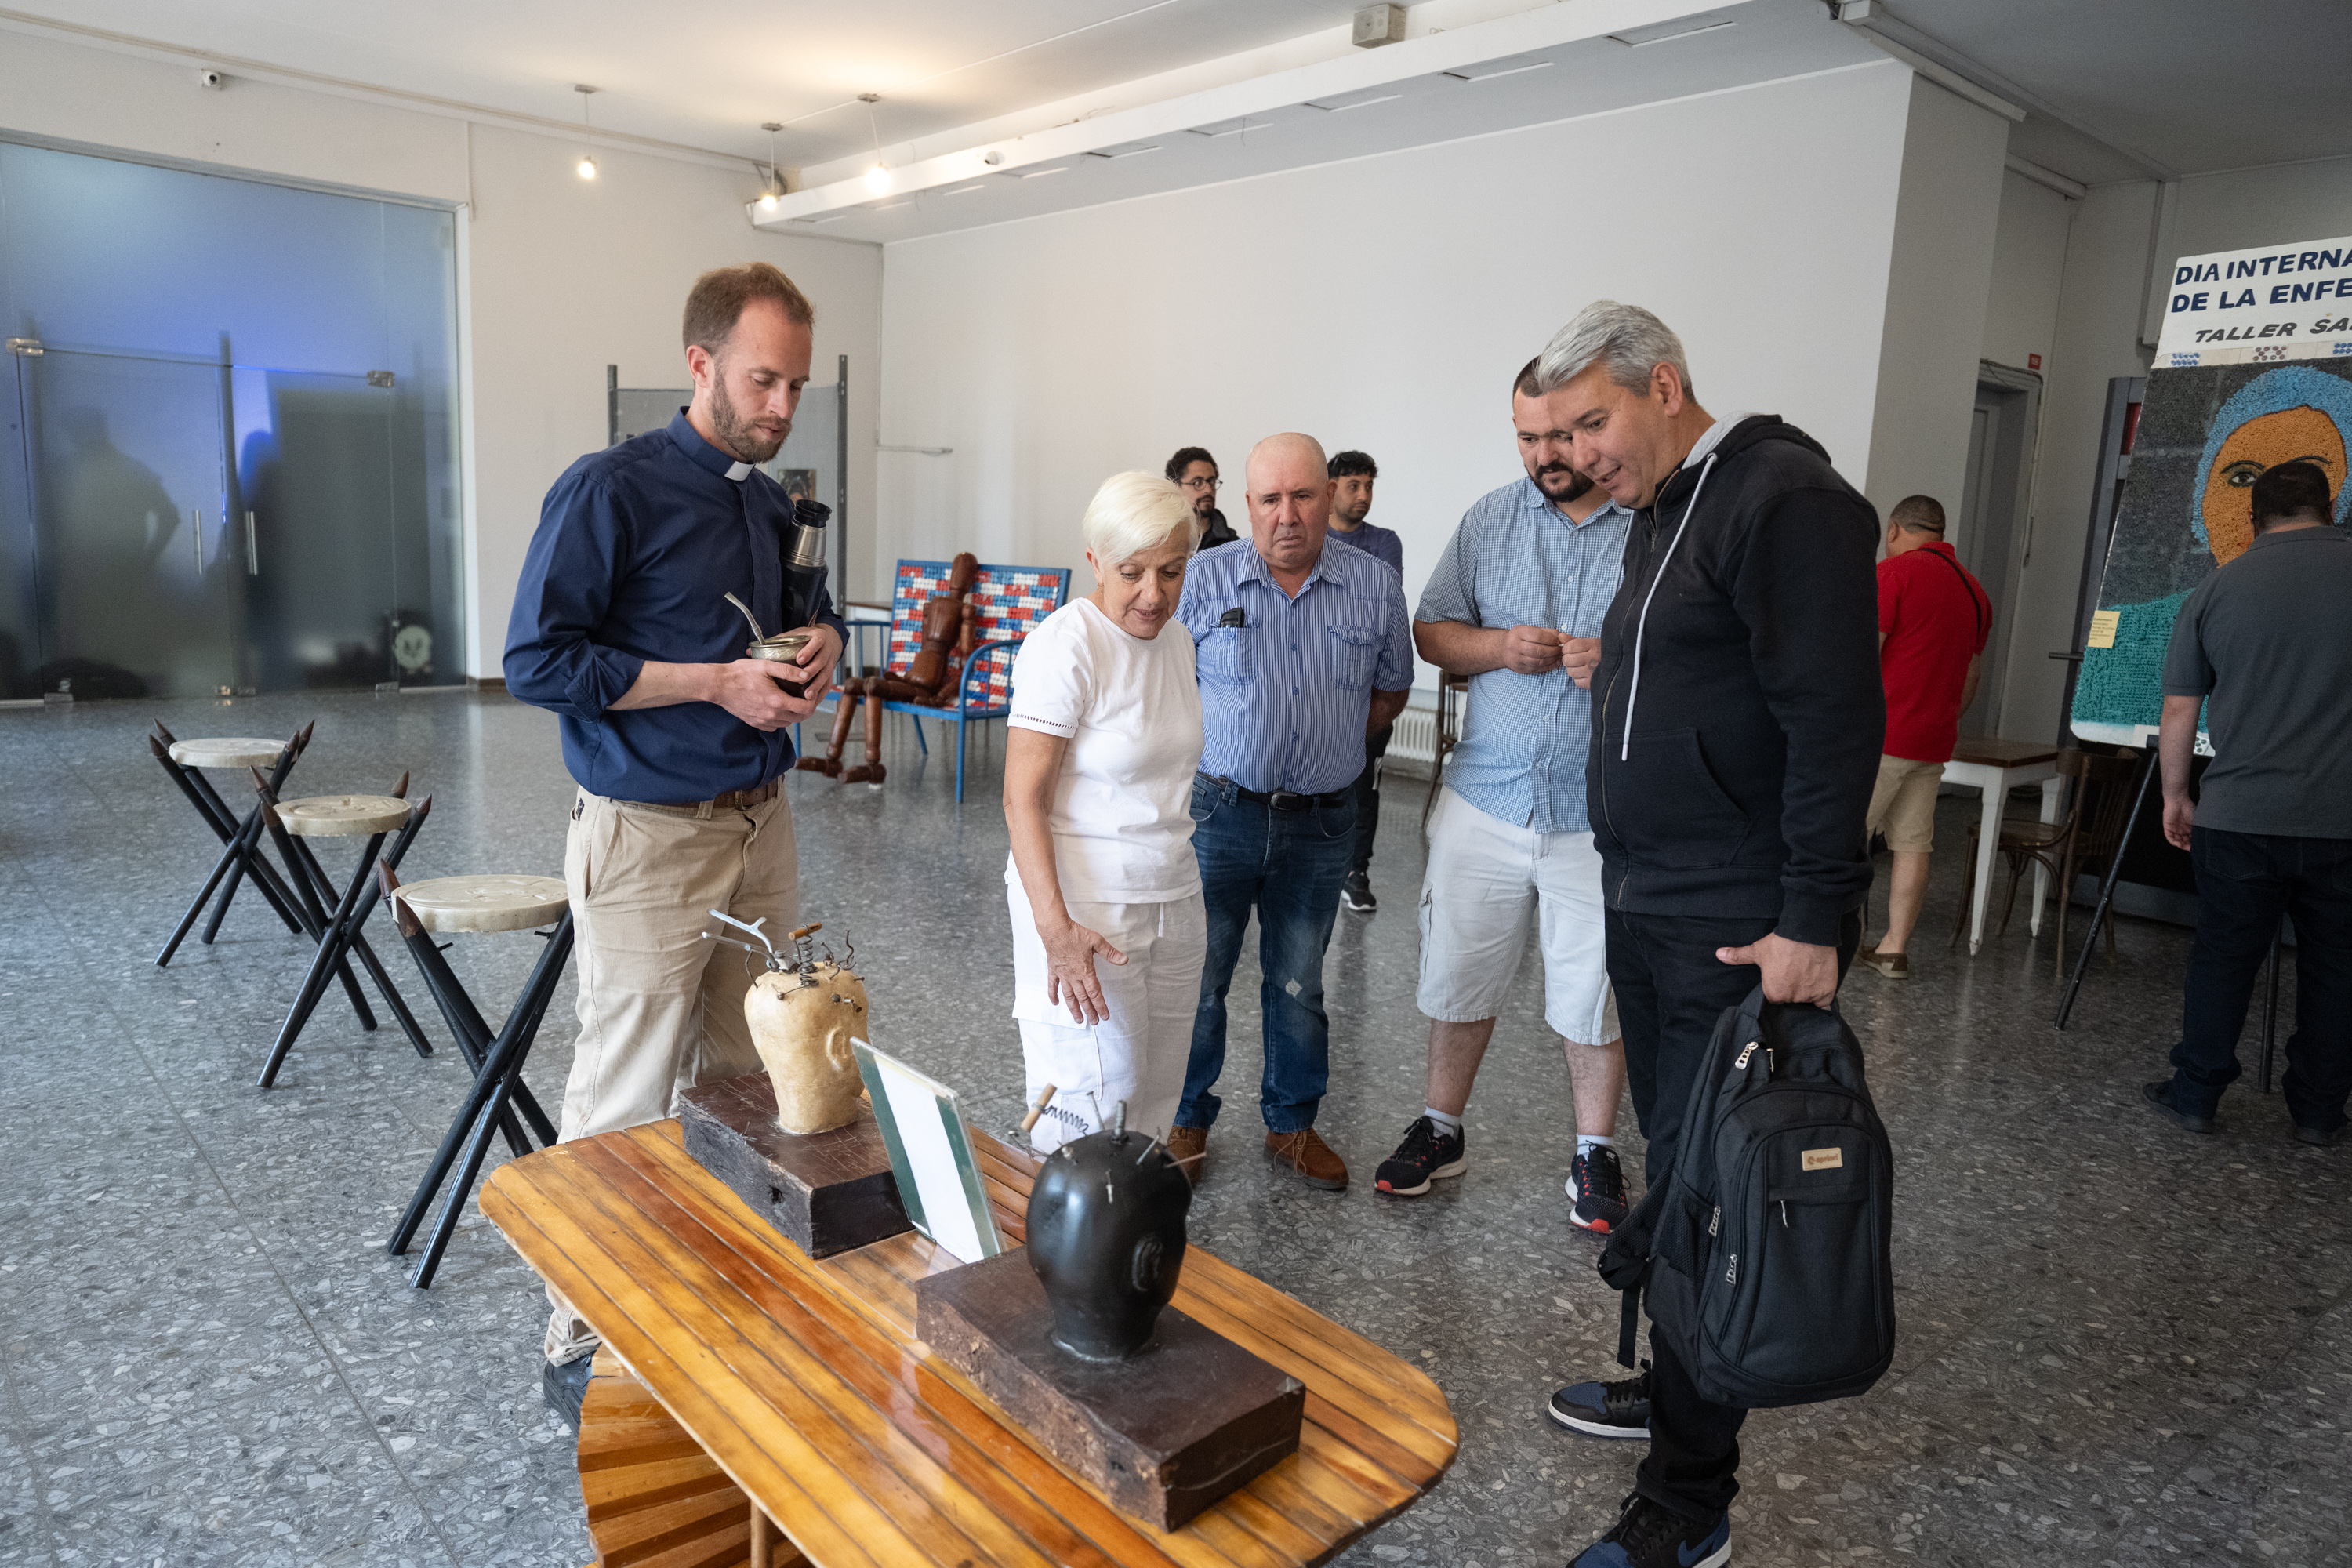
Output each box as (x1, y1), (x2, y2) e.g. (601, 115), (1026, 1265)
(2293, 1120), (2343, 1147)
(1567, 1146), (1630, 1234)
(1341, 871), (1377, 913)
(1567, 1491), (1730, 1567)
(1374, 1116), (1465, 1196)
(1548, 1361), (1652, 1440)
(543, 1355), (593, 1433)
(2142, 1080), (2216, 1134)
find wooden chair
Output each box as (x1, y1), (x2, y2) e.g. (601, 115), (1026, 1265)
(1420, 672), (1471, 826)
(1946, 747), (2139, 967)
(858, 559), (1071, 802)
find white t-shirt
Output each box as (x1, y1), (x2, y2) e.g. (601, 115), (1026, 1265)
(1005, 597), (1205, 903)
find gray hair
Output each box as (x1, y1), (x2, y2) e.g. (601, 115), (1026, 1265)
(1533, 300), (1693, 401)
(1082, 470), (1198, 564)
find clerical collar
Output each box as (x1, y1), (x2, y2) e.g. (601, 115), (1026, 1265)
(666, 411), (758, 484)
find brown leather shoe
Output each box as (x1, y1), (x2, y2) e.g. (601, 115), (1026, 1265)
(1264, 1127), (1348, 1191)
(1166, 1125), (1208, 1184)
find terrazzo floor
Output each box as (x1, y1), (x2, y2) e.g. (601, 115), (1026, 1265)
(2, 689), (2347, 1568)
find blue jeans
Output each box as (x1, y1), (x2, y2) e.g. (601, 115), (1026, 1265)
(1178, 775), (1357, 1134)
(2166, 826), (2352, 1131)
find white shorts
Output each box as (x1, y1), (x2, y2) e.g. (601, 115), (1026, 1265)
(1416, 787), (1617, 1044)
(1007, 877), (1207, 1154)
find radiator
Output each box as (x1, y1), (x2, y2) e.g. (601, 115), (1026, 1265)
(1384, 694), (1453, 778)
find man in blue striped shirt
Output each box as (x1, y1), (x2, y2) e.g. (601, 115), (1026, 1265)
(1373, 359), (1636, 1237)
(1167, 433), (1414, 1192)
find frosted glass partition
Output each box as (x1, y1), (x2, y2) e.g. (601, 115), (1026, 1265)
(0, 140), (462, 695)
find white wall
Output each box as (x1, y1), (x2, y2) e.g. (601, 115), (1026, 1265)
(1997, 152), (2352, 742)
(0, 27), (884, 679)
(1979, 169), (2074, 374)
(876, 61), (1929, 688)
(461, 127), (881, 674)
(1860, 77), (2010, 535)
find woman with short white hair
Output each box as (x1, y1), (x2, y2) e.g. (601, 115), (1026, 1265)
(1004, 471), (1205, 1153)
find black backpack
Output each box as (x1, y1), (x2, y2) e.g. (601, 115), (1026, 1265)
(1596, 987), (1896, 1409)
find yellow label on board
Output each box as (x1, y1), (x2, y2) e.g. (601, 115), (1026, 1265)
(2086, 609), (2121, 649)
(1802, 1148), (1844, 1172)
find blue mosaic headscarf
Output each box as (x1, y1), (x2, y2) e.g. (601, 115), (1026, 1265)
(2190, 364), (2352, 549)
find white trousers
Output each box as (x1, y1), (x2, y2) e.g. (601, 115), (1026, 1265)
(1007, 878), (1207, 1154)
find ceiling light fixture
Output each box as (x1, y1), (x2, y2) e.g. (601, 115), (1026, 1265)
(858, 93), (891, 197)
(574, 84), (598, 179)
(757, 121), (783, 210)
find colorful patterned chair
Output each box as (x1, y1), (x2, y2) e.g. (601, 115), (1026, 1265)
(855, 559), (1070, 802)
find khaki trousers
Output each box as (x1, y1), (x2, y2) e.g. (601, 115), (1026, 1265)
(545, 785), (799, 1362)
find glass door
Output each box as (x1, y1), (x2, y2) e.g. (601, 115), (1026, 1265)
(9, 347), (235, 699)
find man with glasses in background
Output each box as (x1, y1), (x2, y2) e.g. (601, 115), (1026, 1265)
(1167, 445), (1240, 550)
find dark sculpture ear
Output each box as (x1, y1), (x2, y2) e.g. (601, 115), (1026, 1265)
(1129, 1234), (1164, 1294)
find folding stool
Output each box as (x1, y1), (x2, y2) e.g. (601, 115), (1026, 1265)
(148, 721), (314, 965)
(252, 773), (434, 1087)
(378, 866), (574, 1288)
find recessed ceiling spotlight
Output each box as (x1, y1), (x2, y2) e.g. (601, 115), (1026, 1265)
(577, 156), (597, 180)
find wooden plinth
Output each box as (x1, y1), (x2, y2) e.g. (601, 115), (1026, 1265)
(915, 1249), (1305, 1530)
(677, 1074), (909, 1259)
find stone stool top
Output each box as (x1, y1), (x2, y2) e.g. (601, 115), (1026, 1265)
(392, 874), (568, 935)
(275, 794), (412, 837)
(167, 736), (288, 770)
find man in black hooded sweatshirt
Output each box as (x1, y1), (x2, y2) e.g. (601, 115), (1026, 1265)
(1534, 301), (1882, 1568)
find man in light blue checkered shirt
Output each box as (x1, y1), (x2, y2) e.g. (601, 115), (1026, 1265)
(1371, 359), (1638, 1236)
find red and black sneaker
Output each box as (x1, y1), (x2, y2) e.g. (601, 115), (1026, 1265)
(1566, 1145), (1629, 1233)
(1374, 1116), (1465, 1196)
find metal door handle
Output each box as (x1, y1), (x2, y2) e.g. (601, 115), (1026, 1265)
(245, 512), (259, 576)
(193, 510), (203, 572)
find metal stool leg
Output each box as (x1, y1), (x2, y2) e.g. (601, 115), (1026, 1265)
(159, 722), (314, 938)
(255, 784), (436, 1086)
(151, 730), (309, 960)
(256, 791), (379, 1041)
(390, 913), (575, 1286)
(381, 865), (552, 1153)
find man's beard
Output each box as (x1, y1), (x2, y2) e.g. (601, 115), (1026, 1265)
(710, 377), (789, 464)
(1535, 463), (1593, 504)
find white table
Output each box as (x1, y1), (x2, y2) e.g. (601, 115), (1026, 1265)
(1940, 738), (2064, 956)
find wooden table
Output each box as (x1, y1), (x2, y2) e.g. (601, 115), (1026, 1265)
(1942, 737), (2064, 956)
(481, 1120), (1457, 1568)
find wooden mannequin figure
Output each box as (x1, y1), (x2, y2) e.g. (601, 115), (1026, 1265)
(798, 552), (980, 785)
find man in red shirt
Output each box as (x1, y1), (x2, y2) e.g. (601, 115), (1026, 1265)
(1861, 495), (1990, 978)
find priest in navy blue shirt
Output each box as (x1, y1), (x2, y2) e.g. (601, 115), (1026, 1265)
(505, 263), (844, 1404)
(1167, 434), (1414, 1192)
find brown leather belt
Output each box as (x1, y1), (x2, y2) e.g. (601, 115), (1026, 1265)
(706, 778), (783, 811)
(623, 777), (782, 815)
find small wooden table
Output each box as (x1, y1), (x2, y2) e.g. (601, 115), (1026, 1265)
(481, 1121), (1457, 1568)
(1942, 737), (2064, 956)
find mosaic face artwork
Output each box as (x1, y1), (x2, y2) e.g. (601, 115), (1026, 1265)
(2071, 358), (2352, 745)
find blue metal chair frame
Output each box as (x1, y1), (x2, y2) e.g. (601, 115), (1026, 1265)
(870, 560), (1070, 802)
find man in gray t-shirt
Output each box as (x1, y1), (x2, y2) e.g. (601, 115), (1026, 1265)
(2143, 459), (2352, 1145)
